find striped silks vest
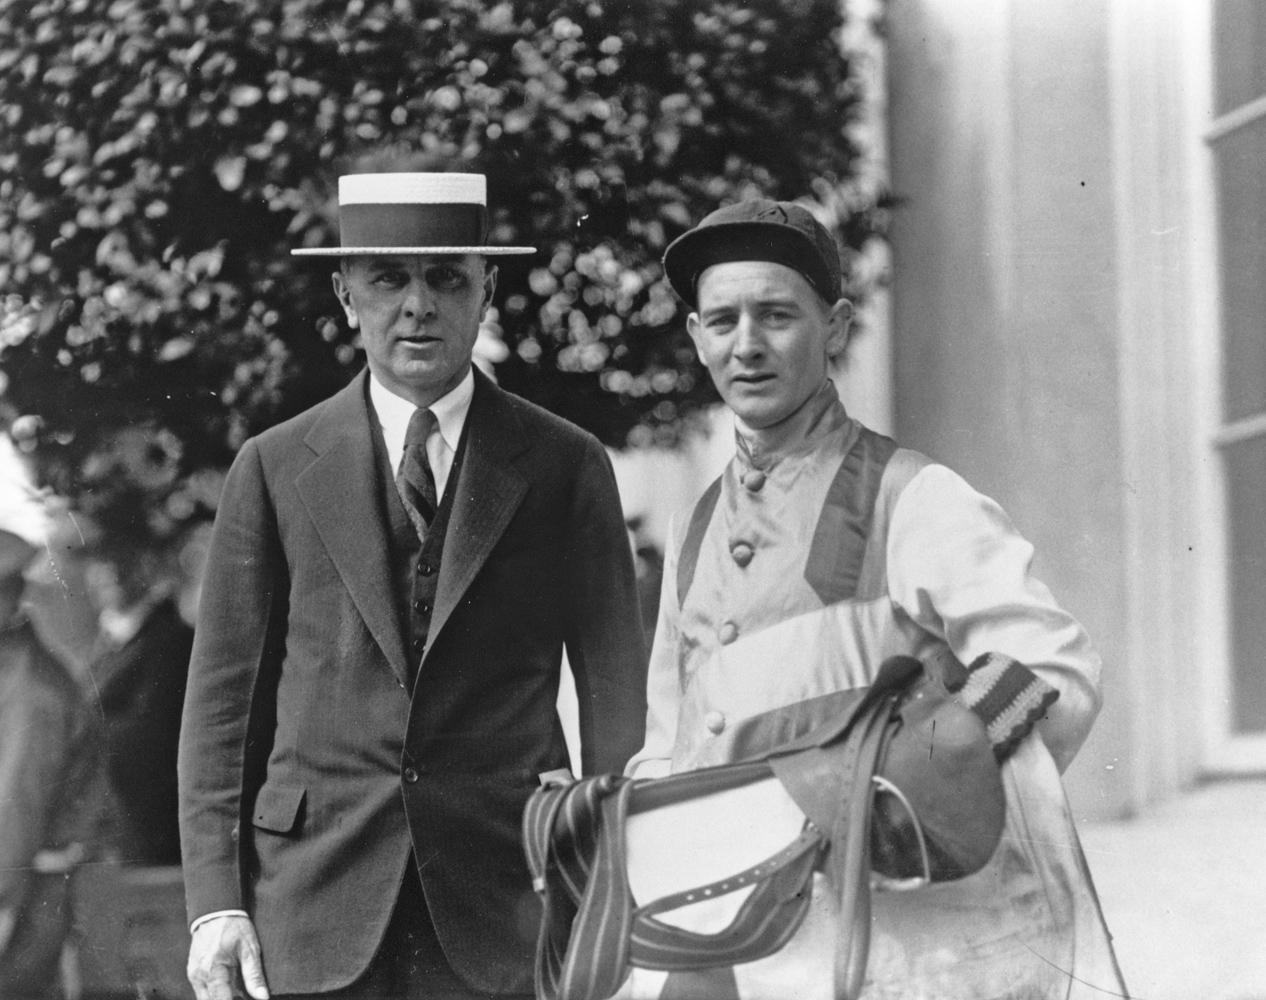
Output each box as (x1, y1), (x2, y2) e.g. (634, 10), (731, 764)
(523, 653), (1051, 1000)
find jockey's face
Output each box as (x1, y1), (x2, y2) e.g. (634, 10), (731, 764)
(688, 260), (851, 430)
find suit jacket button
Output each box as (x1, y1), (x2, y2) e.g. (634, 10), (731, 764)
(418, 562), (434, 576)
(404, 767), (419, 784)
(414, 600), (430, 614)
(730, 542), (754, 567)
(718, 621), (739, 645)
(412, 637), (425, 652)
(743, 470), (766, 492)
(704, 711), (726, 735)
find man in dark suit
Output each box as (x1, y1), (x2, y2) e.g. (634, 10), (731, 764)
(178, 171), (648, 1000)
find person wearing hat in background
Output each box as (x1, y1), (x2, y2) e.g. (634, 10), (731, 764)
(178, 170), (647, 1000)
(0, 523), (107, 999)
(623, 199), (1126, 996)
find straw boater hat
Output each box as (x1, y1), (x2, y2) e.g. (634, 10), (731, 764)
(292, 172), (535, 257)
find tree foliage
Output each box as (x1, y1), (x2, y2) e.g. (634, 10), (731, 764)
(0, 0), (880, 556)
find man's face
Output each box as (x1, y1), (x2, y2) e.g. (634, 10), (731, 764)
(332, 253), (496, 406)
(687, 260), (851, 429)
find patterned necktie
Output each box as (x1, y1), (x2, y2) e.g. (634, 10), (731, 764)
(396, 407), (438, 539)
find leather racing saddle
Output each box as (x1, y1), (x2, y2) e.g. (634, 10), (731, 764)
(524, 653), (1056, 1000)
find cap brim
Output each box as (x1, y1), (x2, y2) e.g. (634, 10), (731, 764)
(292, 246), (536, 256)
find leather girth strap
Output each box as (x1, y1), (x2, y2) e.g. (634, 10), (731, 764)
(767, 671), (898, 998)
(523, 657), (920, 1000)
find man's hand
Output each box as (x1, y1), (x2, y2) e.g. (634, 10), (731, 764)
(187, 914), (270, 1000)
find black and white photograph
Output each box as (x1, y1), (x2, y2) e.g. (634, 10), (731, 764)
(1, 1), (1263, 998)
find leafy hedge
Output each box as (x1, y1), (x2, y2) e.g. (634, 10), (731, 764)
(0, 0), (879, 554)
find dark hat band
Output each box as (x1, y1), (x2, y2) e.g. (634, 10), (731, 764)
(338, 202), (489, 250)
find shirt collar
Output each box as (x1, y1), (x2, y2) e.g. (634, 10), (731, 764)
(368, 366), (475, 453)
(734, 379), (849, 470)
(427, 366), (476, 452)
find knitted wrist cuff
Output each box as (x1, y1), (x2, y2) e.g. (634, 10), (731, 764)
(953, 652), (1060, 763)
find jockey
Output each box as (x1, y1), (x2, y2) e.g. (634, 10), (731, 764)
(623, 198), (1127, 999)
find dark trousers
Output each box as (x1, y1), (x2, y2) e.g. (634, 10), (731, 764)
(277, 858), (531, 1000)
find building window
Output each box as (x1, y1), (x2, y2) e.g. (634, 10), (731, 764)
(1210, 0), (1266, 735)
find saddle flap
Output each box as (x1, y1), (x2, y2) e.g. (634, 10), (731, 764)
(873, 687), (1005, 880)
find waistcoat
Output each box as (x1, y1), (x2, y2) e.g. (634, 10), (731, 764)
(371, 406), (469, 693)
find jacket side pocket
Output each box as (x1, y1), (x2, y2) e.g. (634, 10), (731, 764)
(252, 782), (306, 835)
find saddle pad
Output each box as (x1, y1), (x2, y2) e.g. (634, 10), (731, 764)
(618, 777), (838, 1000)
(624, 775), (807, 930)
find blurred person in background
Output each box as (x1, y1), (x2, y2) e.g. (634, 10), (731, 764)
(625, 516), (663, 656)
(85, 541), (193, 867)
(178, 169), (646, 1000)
(0, 520), (107, 1000)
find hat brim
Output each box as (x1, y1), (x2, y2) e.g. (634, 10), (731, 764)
(292, 246), (536, 256)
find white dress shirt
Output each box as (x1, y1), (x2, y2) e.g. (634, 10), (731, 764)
(368, 366), (474, 500)
(190, 367), (476, 934)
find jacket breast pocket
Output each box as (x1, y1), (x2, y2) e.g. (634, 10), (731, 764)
(252, 782), (306, 836)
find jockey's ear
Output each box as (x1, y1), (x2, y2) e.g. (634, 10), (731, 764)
(825, 297), (854, 359)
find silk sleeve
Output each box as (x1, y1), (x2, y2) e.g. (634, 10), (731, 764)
(886, 464), (1102, 771)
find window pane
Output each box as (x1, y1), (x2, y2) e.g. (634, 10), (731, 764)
(1213, 0), (1266, 115)
(1226, 434), (1266, 734)
(1214, 118), (1266, 424)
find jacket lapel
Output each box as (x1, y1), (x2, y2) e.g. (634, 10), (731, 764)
(424, 370), (530, 659)
(295, 371), (411, 688)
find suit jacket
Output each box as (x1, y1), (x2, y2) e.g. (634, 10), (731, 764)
(178, 369), (647, 995)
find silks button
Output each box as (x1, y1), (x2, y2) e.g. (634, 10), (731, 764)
(704, 711), (726, 735)
(718, 621), (739, 645)
(743, 470), (766, 492)
(730, 542), (754, 567)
